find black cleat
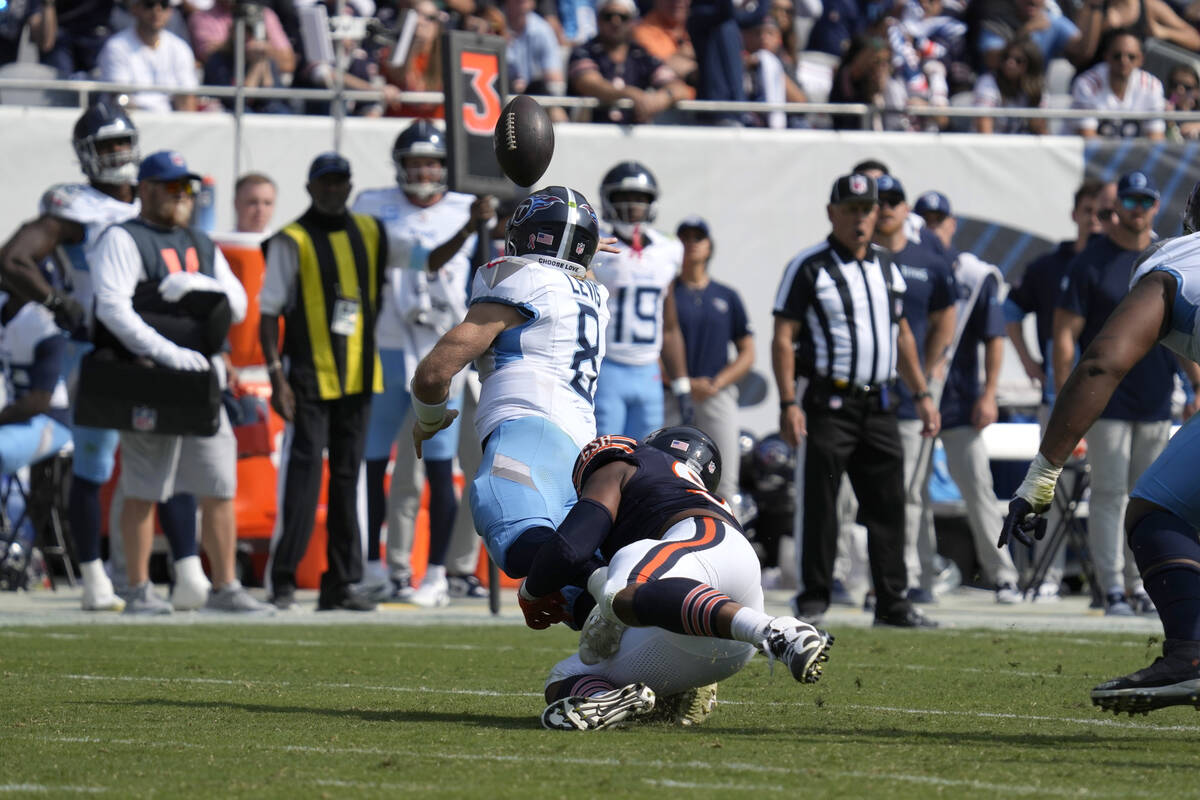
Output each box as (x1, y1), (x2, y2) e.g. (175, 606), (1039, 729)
(1091, 640), (1200, 715)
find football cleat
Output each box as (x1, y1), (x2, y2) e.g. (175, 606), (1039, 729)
(1091, 641), (1200, 715)
(644, 683), (718, 726)
(761, 616), (834, 684)
(578, 604), (627, 665)
(540, 683), (656, 731)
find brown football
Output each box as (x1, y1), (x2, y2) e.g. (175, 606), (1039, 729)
(493, 94), (555, 187)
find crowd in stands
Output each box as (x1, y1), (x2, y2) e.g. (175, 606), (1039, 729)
(3, 0), (1200, 131)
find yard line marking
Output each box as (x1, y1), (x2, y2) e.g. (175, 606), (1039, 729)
(46, 673), (1200, 733)
(644, 779), (789, 792)
(0, 785), (105, 794)
(839, 662), (1073, 678)
(28, 738), (1147, 798)
(313, 779), (443, 791)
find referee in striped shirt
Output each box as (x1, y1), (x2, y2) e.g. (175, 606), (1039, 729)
(771, 173), (940, 628)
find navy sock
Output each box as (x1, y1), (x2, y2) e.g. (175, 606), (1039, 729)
(158, 494), (197, 559)
(1129, 510), (1200, 640)
(365, 458), (388, 562)
(630, 577), (733, 638)
(68, 476), (102, 563)
(425, 459), (458, 567)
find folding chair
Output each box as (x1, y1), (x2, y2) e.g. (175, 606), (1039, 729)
(1020, 460), (1099, 604)
(0, 445), (77, 591)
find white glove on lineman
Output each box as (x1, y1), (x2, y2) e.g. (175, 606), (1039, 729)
(1013, 453), (1063, 515)
(159, 271), (222, 303)
(163, 347), (211, 372)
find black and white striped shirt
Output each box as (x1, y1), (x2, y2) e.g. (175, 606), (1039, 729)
(773, 236), (907, 385)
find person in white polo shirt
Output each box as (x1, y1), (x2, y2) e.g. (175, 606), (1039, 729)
(98, 0), (198, 113)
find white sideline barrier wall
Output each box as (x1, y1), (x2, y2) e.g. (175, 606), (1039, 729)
(0, 108), (1086, 438)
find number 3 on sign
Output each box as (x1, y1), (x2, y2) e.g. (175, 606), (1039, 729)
(461, 52), (501, 135)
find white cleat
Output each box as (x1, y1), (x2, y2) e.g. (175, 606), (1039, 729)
(541, 683), (656, 730)
(81, 581), (125, 612)
(171, 556), (212, 611)
(760, 616), (834, 683)
(579, 604), (627, 665)
(409, 574), (450, 608)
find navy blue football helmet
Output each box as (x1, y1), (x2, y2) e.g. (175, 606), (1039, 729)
(505, 186), (600, 274)
(600, 160), (659, 225)
(392, 119), (447, 198)
(73, 101), (139, 186)
(643, 425), (722, 494)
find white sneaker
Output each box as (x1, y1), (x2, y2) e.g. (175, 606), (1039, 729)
(81, 578), (125, 612)
(171, 556), (212, 611)
(995, 583), (1024, 605)
(80, 560), (124, 612)
(409, 574), (450, 608)
(579, 604), (627, 665)
(761, 616), (834, 683)
(1030, 582), (1062, 603)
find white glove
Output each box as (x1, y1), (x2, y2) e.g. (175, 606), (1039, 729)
(161, 346), (211, 372)
(1013, 453), (1063, 515)
(159, 271), (222, 303)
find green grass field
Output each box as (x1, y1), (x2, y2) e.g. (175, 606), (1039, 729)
(3, 622), (1199, 799)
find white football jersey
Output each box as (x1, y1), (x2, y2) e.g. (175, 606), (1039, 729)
(1130, 232), (1200, 363)
(470, 255), (610, 448)
(352, 187), (475, 354)
(1071, 64), (1166, 137)
(0, 293), (70, 415)
(590, 226), (682, 366)
(39, 183), (139, 325)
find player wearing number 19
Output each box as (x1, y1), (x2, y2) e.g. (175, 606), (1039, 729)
(411, 186), (609, 581)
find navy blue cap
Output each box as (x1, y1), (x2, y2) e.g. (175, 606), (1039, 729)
(876, 174), (906, 201)
(913, 190), (952, 216)
(138, 150), (200, 183)
(830, 173), (877, 204)
(1117, 171), (1159, 200)
(676, 215), (710, 239)
(309, 151), (351, 181)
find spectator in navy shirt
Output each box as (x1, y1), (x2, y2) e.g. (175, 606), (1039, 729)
(568, 0), (690, 123)
(1053, 171), (1178, 616)
(918, 193), (1022, 605)
(668, 216), (754, 500)
(1003, 177), (1116, 602)
(871, 175), (956, 603)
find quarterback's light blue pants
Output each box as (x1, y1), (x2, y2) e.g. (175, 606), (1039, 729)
(593, 360), (662, 440)
(469, 416), (580, 576)
(364, 348), (464, 462)
(0, 415), (72, 474)
(1131, 412), (1200, 529)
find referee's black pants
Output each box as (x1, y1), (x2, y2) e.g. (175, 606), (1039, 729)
(270, 387), (371, 598)
(794, 388), (908, 619)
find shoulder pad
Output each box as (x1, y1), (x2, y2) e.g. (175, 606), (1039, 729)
(39, 183), (85, 216)
(572, 435), (640, 492)
(476, 256), (533, 290)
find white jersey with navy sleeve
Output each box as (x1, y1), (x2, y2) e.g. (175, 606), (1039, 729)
(39, 183), (139, 327)
(1130, 232), (1200, 363)
(590, 226), (682, 366)
(351, 187), (475, 353)
(470, 256), (610, 448)
(0, 294), (70, 418)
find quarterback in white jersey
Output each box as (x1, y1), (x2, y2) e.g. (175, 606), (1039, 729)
(591, 161), (692, 439)
(412, 186), (608, 580)
(1002, 182), (1200, 715)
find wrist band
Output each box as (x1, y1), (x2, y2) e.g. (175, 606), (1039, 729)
(411, 384), (449, 432)
(914, 390), (932, 400)
(670, 377), (691, 395)
(780, 399), (797, 410)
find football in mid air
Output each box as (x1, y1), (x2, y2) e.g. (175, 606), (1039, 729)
(493, 94), (555, 187)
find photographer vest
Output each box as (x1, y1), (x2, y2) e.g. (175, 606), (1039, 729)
(273, 209), (385, 400)
(119, 218), (217, 280)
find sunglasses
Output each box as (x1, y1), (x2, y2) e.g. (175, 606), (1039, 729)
(1171, 80), (1198, 92)
(878, 194), (905, 208)
(140, 0), (171, 8)
(1120, 196), (1155, 210)
(600, 11), (632, 21)
(156, 178), (196, 196)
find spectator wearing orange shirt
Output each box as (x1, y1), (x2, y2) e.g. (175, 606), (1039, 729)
(634, 0), (698, 87)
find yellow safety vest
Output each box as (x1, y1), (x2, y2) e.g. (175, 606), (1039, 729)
(279, 211), (384, 400)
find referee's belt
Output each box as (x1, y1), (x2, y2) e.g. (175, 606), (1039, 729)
(810, 376), (892, 398)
